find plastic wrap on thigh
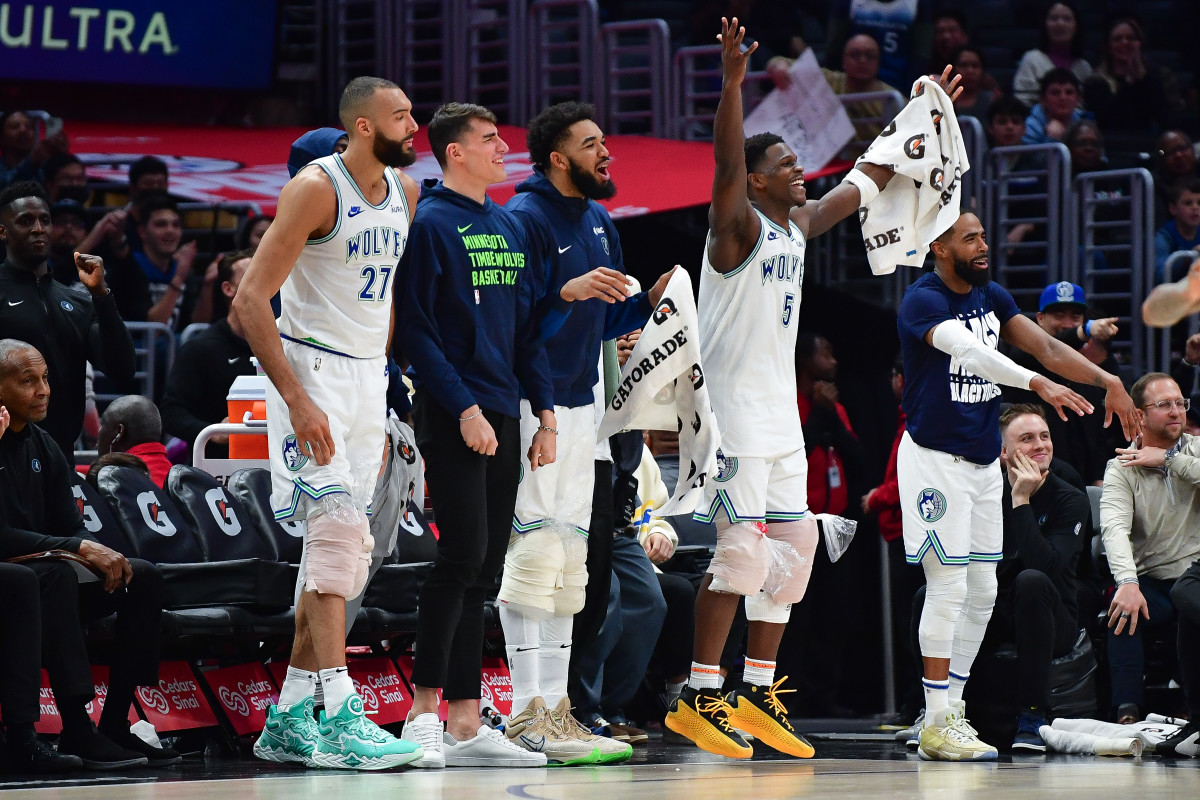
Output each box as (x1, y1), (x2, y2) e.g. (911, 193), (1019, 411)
(707, 521), (771, 596)
(761, 539), (808, 601)
(553, 524), (589, 616)
(498, 526), (566, 618)
(763, 518), (818, 604)
(303, 495), (373, 598)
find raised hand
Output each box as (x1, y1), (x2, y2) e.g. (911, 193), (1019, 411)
(935, 64), (964, 103)
(718, 16), (758, 87)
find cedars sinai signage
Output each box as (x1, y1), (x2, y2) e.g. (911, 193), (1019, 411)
(0, 1), (276, 88)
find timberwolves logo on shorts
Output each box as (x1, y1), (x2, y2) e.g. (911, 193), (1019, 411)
(917, 488), (947, 523)
(714, 450), (738, 482)
(282, 434), (309, 472)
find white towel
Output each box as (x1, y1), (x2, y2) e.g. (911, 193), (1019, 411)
(855, 76), (970, 275)
(597, 269), (719, 516)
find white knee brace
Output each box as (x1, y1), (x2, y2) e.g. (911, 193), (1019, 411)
(918, 555), (969, 660)
(745, 591), (793, 623)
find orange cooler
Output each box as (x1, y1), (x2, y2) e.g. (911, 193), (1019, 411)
(227, 375), (270, 459)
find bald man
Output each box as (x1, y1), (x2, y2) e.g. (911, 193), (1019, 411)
(97, 395), (171, 486)
(0, 339), (177, 769)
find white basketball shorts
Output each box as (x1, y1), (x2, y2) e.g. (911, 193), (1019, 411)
(511, 400), (596, 536)
(694, 447), (810, 525)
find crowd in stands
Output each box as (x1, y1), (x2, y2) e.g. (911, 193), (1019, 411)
(2, 0), (1200, 774)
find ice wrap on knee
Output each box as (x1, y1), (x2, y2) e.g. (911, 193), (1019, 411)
(554, 527), (588, 616)
(919, 555), (969, 659)
(707, 514), (771, 596)
(498, 527), (566, 617)
(761, 519), (818, 604)
(302, 495), (373, 599)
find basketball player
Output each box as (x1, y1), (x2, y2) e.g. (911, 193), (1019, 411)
(665, 17), (906, 759)
(897, 211), (1135, 760)
(498, 101), (673, 765)
(238, 77), (423, 770)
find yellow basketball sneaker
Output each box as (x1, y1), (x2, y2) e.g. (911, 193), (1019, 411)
(917, 706), (999, 761)
(665, 686), (753, 759)
(725, 677), (814, 758)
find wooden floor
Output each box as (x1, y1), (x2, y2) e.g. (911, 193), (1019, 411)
(3, 732), (1197, 799)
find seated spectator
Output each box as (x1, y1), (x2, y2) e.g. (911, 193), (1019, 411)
(987, 95), (1030, 151)
(996, 404), (1090, 751)
(0, 182), (136, 462)
(1100, 372), (1200, 723)
(949, 45), (999, 121)
(1023, 68), (1088, 145)
(647, 428), (715, 550)
(1, 111), (69, 190)
(95, 395), (172, 487)
(0, 339), (178, 768)
(41, 153), (87, 205)
(928, 10), (970, 74)
(1083, 15), (1183, 138)
(116, 156), (169, 253)
(104, 193), (198, 331)
(1155, 179), (1200, 284)
(84, 451), (150, 492)
(47, 198), (89, 286)
(159, 250), (256, 459)
(1002, 282), (1122, 485)
(235, 214), (274, 253)
(1155, 131), (1198, 222)
(1013, 2), (1092, 107)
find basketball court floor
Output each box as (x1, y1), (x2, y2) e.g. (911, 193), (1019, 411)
(3, 729), (1196, 799)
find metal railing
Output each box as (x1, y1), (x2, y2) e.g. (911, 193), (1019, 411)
(528, 0), (601, 119)
(95, 322), (177, 404)
(600, 19), (671, 137)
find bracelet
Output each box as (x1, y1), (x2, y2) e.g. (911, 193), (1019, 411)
(1117, 577), (1140, 587)
(537, 425), (559, 435)
(458, 410), (483, 423)
(1085, 319), (1094, 338)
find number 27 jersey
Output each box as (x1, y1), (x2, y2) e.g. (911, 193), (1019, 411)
(698, 209), (805, 457)
(278, 153), (410, 359)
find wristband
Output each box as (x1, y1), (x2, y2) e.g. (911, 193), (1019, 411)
(459, 410), (483, 423)
(842, 167), (880, 206)
(537, 425), (558, 435)
(1085, 319), (1094, 338)
(1117, 577), (1140, 586)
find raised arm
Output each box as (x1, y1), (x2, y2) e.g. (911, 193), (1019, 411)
(1143, 256), (1200, 327)
(1001, 313), (1136, 440)
(706, 17), (762, 273)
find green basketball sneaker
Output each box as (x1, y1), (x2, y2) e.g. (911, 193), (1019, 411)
(253, 697), (319, 766)
(312, 694), (424, 770)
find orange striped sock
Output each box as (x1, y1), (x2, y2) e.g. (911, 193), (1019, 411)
(743, 658), (775, 687)
(688, 662), (722, 690)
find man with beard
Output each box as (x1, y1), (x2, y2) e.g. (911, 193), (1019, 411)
(236, 76), (424, 771)
(896, 210), (1135, 760)
(497, 101), (672, 763)
(0, 182), (135, 462)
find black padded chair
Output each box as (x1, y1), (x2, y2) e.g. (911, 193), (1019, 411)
(226, 467), (306, 564)
(70, 471), (136, 555)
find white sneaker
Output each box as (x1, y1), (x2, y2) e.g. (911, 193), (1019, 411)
(401, 712), (446, 769)
(444, 725), (548, 767)
(917, 706), (998, 762)
(898, 709), (925, 749)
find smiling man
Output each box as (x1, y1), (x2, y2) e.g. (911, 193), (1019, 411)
(896, 211), (1135, 760)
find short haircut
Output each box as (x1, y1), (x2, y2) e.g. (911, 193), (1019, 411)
(949, 45), (985, 69)
(87, 452), (150, 491)
(744, 132), (786, 174)
(128, 155), (167, 187)
(935, 10), (968, 31)
(796, 332), (829, 367)
(987, 93), (1030, 126)
(0, 181), (47, 215)
(137, 191), (178, 223)
(999, 402), (1046, 436)
(526, 101), (597, 171)
(1130, 372), (1175, 407)
(218, 249), (253, 285)
(338, 76), (400, 130)
(101, 395), (162, 445)
(1039, 66), (1081, 94)
(43, 152), (82, 183)
(1064, 119), (1102, 148)
(427, 102), (497, 168)
(0, 338), (38, 378)
(1166, 178), (1200, 205)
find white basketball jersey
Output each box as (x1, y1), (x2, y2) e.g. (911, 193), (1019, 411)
(277, 153), (409, 358)
(698, 209), (806, 457)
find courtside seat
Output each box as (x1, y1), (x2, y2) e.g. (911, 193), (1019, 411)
(226, 467), (306, 564)
(70, 471), (136, 555)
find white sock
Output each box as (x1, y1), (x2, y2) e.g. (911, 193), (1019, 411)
(665, 680), (686, 706)
(319, 667), (355, 714)
(948, 671), (968, 704)
(922, 678), (950, 726)
(743, 658), (775, 687)
(277, 666), (316, 711)
(689, 662), (722, 691)
(540, 614), (573, 708)
(499, 603), (542, 713)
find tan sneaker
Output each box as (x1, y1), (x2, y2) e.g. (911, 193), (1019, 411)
(505, 697), (598, 765)
(917, 706), (998, 761)
(549, 697), (632, 764)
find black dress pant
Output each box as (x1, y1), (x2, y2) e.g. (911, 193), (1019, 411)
(568, 459), (615, 705)
(1170, 558), (1200, 719)
(30, 558), (163, 704)
(0, 563), (42, 726)
(411, 393), (520, 701)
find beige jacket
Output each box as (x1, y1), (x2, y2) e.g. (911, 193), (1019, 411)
(1099, 432), (1200, 584)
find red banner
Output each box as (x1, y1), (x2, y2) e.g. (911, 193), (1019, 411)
(346, 658), (411, 725)
(135, 661), (219, 732)
(394, 656), (447, 721)
(31, 668), (138, 734)
(266, 660), (288, 689)
(480, 658), (514, 718)
(202, 663), (279, 736)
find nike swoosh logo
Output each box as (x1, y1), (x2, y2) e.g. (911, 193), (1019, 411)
(348, 207), (364, 217)
(514, 646), (538, 652)
(558, 245), (571, 254)
(7, 300), (23, 306)
(228, 357), (240, 363)
(458, 224), (473, 233)
(519, 734), (546, 751)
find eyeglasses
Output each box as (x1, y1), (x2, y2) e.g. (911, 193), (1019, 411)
(1142, 398), (1190, 411)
